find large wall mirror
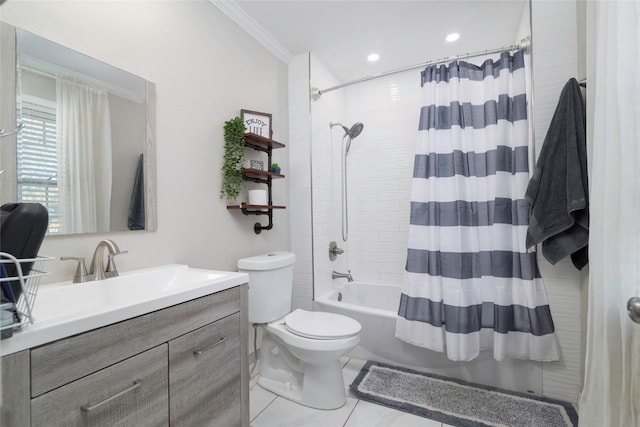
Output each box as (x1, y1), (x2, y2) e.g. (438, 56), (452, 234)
(0, 23), (156, 236)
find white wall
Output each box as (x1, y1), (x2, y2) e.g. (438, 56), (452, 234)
(1, 1), (290, 283)
(288, 53), (313, 310)
(530, 0), (586, 403)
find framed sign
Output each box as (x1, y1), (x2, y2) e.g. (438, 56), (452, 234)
(241, 109), (272, 139)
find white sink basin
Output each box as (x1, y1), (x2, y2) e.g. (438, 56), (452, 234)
(33, 265), (228, 323)
(1, 264), (248, 356)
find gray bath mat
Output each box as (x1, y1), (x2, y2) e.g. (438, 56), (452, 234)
(350, 361), (578, 427)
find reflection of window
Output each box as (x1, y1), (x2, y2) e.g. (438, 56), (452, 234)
(17, 98), (60, 234)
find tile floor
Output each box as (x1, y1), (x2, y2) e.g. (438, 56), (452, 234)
(249, 357), (454, 427)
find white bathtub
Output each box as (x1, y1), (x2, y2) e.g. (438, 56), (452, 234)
(313, 281), (545, 395)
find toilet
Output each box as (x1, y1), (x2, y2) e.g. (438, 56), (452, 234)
(238, 251), (361, 410)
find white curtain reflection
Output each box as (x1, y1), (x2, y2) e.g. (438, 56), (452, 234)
(56, 76), (112, 234)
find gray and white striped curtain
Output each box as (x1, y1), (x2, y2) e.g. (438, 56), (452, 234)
(395, 50), (559, 362)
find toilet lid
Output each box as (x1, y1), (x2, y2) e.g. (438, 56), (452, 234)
(284, 309), (361, 340)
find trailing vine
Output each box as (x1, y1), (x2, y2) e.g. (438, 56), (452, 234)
(220, 116), (246, 200)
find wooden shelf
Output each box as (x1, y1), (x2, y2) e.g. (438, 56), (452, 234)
(244, 133), (285, 149)
(243, 168), (285, 179)
(227, 204), (286, 210)
(225, 131), (285, 233)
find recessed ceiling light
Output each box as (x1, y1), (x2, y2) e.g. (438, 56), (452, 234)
(367, 53), (380, 62)
(446, 33), (460, 42)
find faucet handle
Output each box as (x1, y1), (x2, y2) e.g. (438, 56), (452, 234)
(329, 241), (344, 261)
(61, 256), (92, 283)
(105, 250), (128, 278)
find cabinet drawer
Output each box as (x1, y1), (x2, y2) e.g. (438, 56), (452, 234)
(169, 312), (241, 427)
(31, 344), (168, 427)
(32, 286), (240, 397)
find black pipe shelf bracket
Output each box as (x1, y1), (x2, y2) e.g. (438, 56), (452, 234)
(226, 132), (286, 234)
(244, 141), (270, 154)
(243, 175), (269, 185)
(239, 203), (274, 234)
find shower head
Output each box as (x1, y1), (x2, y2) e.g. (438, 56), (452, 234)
(331, 121), (365, 155)
(330, 122), (364, 140)
(348, 122), (364, 139)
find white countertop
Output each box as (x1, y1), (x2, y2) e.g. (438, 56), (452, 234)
(0, 264), (248, 356)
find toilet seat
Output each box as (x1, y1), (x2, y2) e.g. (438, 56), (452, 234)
(284, 309), (361, 340)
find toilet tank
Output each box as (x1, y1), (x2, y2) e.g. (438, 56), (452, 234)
(237, 251), (296, 324)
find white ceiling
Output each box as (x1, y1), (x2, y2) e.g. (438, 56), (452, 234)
(217, 0), (528, 84)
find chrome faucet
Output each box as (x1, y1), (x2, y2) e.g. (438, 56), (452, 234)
(332, 270), (353, 282)
(89, 240), (127, 280)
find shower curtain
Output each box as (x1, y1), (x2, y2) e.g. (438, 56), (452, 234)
(57, 76), (112, 234)
(395, 50), (559, 362)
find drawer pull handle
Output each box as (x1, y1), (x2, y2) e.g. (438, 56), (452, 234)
(81, 379), (142, 412)
(193, 337), (226, 355)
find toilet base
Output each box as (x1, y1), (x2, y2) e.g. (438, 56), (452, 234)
(258, 359), (348, 410)
(258, 330), (350, 410)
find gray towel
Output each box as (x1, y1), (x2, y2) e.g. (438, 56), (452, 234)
(128, 153), (145, 230)
(525, 78), (588, 270)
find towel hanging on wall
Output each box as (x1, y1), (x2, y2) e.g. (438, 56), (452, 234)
(525, 78), (589, 270)
(127, 153), (145, 230)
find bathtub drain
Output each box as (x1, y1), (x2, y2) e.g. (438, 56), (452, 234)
(338, 292), (343, 302)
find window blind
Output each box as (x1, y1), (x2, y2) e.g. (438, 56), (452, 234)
(17, 100), (60, 234)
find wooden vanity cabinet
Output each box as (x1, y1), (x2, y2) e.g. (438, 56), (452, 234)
(0, 350), (30, 426)
(169, 312), (241, 426)
(32, 345), (169, 427)
(0, 284), (249, 427)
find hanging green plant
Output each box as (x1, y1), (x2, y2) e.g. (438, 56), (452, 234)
(220, 116), (247, 200)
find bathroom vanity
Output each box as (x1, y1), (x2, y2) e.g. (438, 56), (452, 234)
(0, 266), (249, 427)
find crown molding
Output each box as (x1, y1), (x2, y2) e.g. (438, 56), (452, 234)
(211, 0), (294, 64)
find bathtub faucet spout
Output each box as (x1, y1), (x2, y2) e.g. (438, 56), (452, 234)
(332, 270), (353, 282)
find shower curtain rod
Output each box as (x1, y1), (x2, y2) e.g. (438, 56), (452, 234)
(312, 37), (530, 97)
(19, 64), (145, 103)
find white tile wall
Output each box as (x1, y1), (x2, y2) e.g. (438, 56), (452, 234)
(530, 0), (584, 403)
(309, 54), (348, 299)
(289, 54), (314, 310)
(342, 71), (419, 286)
